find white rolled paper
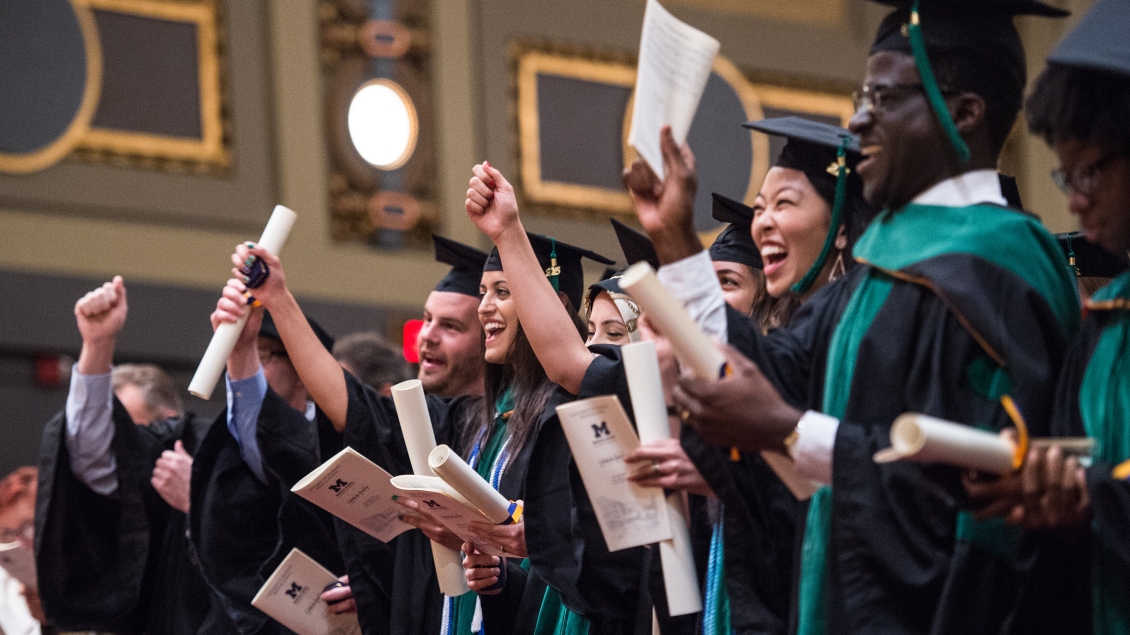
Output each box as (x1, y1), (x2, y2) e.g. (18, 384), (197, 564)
(189, 205), (298, 399)
(391, 380), (469, 597)
(429, 445), (513, 524)
(621, 341), (702, 616)
(873, 413), (1016, 475)
(618, 262), (725, 380)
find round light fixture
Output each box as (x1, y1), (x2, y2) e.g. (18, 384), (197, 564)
(347, 78), (418, 170)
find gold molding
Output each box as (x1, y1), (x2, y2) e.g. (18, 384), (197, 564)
(752, 83), (855, 126)
(517, 51), (637, 214)
(76, 0), (227, 166)
(0, 0), (103, 174)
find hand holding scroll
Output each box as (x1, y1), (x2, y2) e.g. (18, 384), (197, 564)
(625, 439), (714, 497)
(211, 279), (265, 381)
(394, 497), (465, 552)
(465, 161), (521, 244)
(461, 546), (503, 595)
(673, 343), (801, 453)
(467, 508), (527, 559)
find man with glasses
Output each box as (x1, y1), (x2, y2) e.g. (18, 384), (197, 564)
(625, 0), (1079, 633)
(965, 0), (1130, 632)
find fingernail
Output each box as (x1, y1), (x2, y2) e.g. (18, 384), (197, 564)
(397, 515), (404, 521)
(391, 495), (398, 500)
(242, 276), (250, 283)
(244, 259), (253, 267)
(247, 242), (256, 248)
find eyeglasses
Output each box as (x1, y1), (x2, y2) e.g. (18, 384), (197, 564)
(1051, 152), (1118, 197)
(258, 349), (289, 364)
(852, 83), (956, 113)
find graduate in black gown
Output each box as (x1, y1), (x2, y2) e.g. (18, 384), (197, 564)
(216, 231), (610, 635)
(623, 0), (1080, 632)
(35, 277), (228, 635)
(190, 302), (346, 635)
(963, 3), (1130, 632)
(463, 161), (651, 635)
(329, 235), (489, 635)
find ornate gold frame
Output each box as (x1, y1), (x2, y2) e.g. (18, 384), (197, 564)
(0, 0), (103, 174)
(517, 51), (637, 213)
(516, 47), (853, 219)
(76, 0), (227, 166)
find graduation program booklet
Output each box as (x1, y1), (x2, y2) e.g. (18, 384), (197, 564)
(556, 395), (673, 551)
(252, 548), (360, 635)
(627, 0), (720, 179)
(291, 447), (414, 542)
(0, 541), (36, 591)
(387, 475), (505, 557)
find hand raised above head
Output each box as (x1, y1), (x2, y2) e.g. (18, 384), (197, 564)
(465, 161), (521, 243)
(622, 127), (699, 264)
(75, 275), (128, 344)
(229, 242), (290, 310)
(673, 343), (800, 453)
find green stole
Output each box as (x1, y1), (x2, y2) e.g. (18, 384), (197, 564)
(1079, 272), (1130, 635)
(450, 391), (515, 635)
(794, 202), (1079, 635)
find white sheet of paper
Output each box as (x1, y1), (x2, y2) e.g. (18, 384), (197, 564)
(627, 0), (720, 179)
(0, 541), (36, 591)
(252, 548), (360, 635)
(556, 395), (673, 551)
(389, 475), (505, 557)
(291, 447), (413, 542)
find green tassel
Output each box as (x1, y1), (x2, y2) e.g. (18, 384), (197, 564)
(547, 238), (561, 292)
(790, 136), (852, 295)
(907, 0), (971, 165)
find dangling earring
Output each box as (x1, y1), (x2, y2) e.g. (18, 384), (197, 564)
(828, 250), (846, 283)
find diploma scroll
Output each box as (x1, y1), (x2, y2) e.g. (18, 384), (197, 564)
(621, 341), (702, 616)
(429, 445), (519, 525)
(189, 205), (298, 399)
(874, 414), (1018, 474)
(391, 380), (469, 597)
(618, 262), (726, 380)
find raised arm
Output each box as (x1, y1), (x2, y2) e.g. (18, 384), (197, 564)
(213, 243), (349, 430)
(622, 126), (702, 265)
(465, 162), (591, 394)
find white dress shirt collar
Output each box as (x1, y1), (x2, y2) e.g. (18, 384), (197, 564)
(911, 169), (1007, 208)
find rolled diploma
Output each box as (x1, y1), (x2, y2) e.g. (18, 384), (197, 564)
(618, 262), (725, 380)
(873, 413), (1015, 474)
(429, 445), (512, 524)
(391, 380), (469, 596)
(622, 341), (702, 616)
(189, 205), (298, 399)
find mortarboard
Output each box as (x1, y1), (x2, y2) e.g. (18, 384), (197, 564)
(483, 233), (615, 310)
(260, 310), (335, 352)
(709, 193), (763, 270)
(610, 218), (660, 269)
(868, 0), (1069, 165)
(432, 234), (489, 298)
(743, 117), (863, 293)
(1056, 232), (1130, 278)
(1047, 0), (1130, 76)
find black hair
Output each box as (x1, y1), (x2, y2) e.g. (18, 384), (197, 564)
(458, 298), (587, 460)
(1026, 63), (1130, 157)
(929, 51), (1024, 156)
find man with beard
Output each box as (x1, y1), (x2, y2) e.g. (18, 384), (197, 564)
(624, 1), (1080, 633)
(324, 234), (487, 635)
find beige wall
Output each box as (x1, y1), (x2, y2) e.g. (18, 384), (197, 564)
(0, 0), (1090, 310)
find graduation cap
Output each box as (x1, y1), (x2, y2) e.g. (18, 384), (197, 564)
(260, 310), (334, 353)
(483, 233), (615, 310)
(1056, 232), (1130, 278)
(432, 234), (489, 298)
(868, 0), (1069, 164)
(709, 193), (763, 271)
(609, 218), (660, 269)
(743, 117), (862, 293)
(1047, 0), (1130, 75)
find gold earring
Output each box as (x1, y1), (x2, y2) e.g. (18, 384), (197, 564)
(828, 251), (846, 283)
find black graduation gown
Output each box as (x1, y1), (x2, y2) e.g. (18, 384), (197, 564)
(679, 429), (799, 635)
(515, 345), (652, 635)
(724, 248), (1072, 635)
(188, 388), (344, 635)
(35, 400), (225, 635)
